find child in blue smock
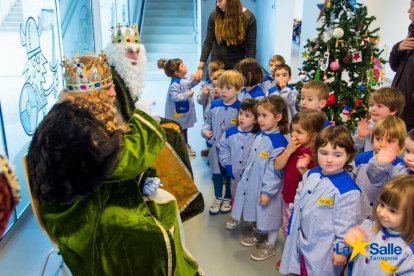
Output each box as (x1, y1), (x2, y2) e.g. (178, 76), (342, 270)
(218, 98), (259, 230)
(353, 87), (405, 152)
(202, 70), (243, 215)
(268, 64), (298, 124)
(345, 174), (414, 275)
(158, 57), (199, 156)
(259, 54), (285, 94)
(232, 95), (289, 261)
(235, 58), (266, 102)
(351, 116), (408, 223)
(280, 125), (361, 275)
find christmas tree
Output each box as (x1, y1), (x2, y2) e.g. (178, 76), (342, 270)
(296, 0), (385, 131)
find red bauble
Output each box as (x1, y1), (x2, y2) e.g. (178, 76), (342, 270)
(326, 93), (336, 107)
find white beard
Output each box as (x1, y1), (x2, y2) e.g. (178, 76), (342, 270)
(104, 43), (147, 101)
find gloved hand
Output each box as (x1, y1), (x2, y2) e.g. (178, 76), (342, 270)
(143, 177), (163, 196)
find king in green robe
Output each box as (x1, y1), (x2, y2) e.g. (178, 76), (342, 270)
(27, 102), (202, 275)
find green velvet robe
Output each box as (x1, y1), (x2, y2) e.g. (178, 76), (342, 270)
(39, 110), (201, 275)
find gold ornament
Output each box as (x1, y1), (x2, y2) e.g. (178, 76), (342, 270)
(62, 52), (113, 93)
(111, 23), (140, 44)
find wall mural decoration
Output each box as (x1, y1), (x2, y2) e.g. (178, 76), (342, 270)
(19, 16), (58, 135)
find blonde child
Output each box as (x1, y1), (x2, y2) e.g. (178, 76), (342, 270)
(280, 125), (360, 275)
(353, 87), (405, 152)
(268, 64), (298, 123)
(345, 175), (414, 275)
(158, 57), (198, 156)
(197, 59), (225, 114)
(235, 58), (266, 102)
(199, 69), (225, 156)
(232, 95), (289, 261)
(351, 116), (408, 222)
(274, 110), (326, 237)
(300, 80), (331, 127)
(260, 55), (285, 93)
(202, 70), (243, 215)
(404, 129), (414, 173)
(218, 98), (260, 230)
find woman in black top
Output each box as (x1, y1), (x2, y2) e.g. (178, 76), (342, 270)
(390, 1), (414, 131)
(193, 0), (257, 80)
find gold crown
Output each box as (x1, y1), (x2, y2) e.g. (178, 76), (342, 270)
(62, 52), (113, 92)
(111, 23), (140, 44)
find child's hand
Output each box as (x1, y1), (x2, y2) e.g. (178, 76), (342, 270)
(201, 85), (209, 94)
(296, 154), (311, 171)
(203, 130), (213, 139)
(188, 90), (194, 97)
(278, 79), (287, 89)
(344, 225), (369, 244)
(357, 118), (371, 139)
(331, 252), (347, 266)
(286, 136), (301, 155)
(259, 193), (270, 206)
(375, 147), (399, 165)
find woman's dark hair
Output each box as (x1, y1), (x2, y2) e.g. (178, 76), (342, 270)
(27, 102), (122, 205)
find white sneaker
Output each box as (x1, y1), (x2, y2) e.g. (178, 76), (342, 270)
(186, 144), (196, 156)
(209, 198), (222, 215)
(225, 218), (240, 230)
(220, 198), (232, 213)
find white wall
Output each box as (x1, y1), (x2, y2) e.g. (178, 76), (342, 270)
(294, 0), (304, 20)
(364, 0), (410, 81)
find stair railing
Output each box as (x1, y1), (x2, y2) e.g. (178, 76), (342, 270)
(193, 0), (198, 43)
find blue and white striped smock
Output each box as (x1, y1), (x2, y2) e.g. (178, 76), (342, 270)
(231, 129), (287, 232)
(164, 77), (198, 129)
(350, 150), (408, 223)
(259, 74), (275, 95)
(218, 125), (256, 197)
(280, 167), (361, 275)
(201, 99), (241, 174)
(348, 219), (414, 276)
(237, 85), (265, 102)
(268, 84), (298, 123)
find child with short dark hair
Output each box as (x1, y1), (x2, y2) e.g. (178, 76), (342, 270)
(268, 64), (298, 123)
(260, 55), (285, 93)
(280, 125), (360, 275)
(158, 57), (198, 156)
(219, 98), (259, 230)
(234, 58), (266, 102)
(354, 87), (405, 152)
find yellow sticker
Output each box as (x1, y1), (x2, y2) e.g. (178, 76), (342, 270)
(317, 196), (334, 206)
(173, 108), (184, 118)
(379, 260), (399, 274)
(231, 118), (238, 125)
(259, 151), (270, 158)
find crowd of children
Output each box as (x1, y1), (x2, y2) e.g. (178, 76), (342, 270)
(159, 54), (414, 275)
